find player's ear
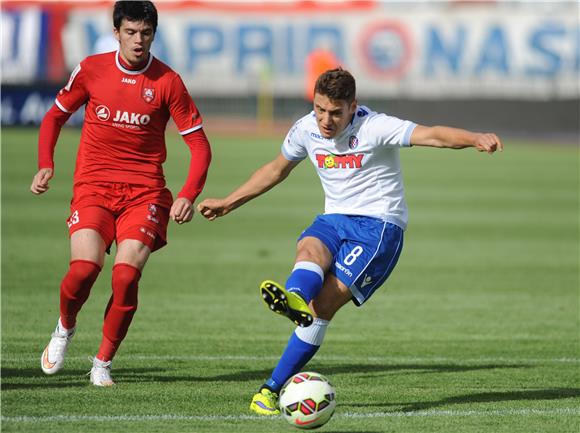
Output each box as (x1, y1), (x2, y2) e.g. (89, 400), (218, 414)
(349, 99), (357, 113)
(113, 27), (120, 42)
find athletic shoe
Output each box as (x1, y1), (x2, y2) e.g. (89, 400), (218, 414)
(250, 388), (280, 415)
(41, 323), (75, 375)
(260, 280), (314, 327)
(89, 357), (115, 387)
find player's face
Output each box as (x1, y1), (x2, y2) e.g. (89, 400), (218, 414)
(313, 93), (357, 139)
(114, 19), (155, 66)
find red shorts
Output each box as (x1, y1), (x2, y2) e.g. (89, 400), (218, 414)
(67, 182), (173, 252)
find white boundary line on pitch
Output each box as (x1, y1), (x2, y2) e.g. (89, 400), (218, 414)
(3, 408), (580, 424)
(3, 354), (579, 363)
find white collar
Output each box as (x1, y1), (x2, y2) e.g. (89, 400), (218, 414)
(115, 50), (153, 75)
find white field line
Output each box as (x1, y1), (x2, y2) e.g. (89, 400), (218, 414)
(2, 354), (579, 364)
(2, 408), (579, 424)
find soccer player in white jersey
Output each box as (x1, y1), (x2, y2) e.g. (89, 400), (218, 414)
(197, 68), (502, 415)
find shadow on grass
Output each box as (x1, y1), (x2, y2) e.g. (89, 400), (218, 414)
(344, 388), (580, 412)
(77, 361), (526, 385)
(191, 362), (528, 383)
(2, 362), (529, 389)
(0, 362), (533, 391)
(1, 367), (92, 390)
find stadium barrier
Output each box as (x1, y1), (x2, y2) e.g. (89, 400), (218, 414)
(1, 1), (578, 136)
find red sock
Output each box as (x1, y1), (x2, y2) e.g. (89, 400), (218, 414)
(60, 260), (101, 329)
(97, 263), (141, 361)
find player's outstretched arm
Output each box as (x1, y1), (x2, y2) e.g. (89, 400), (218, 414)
(410, 125), (503, 154)
(30, 168), (54, 195)
(197, 153), (300, 221)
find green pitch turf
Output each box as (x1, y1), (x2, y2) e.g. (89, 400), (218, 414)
(1, 127), (578, 433)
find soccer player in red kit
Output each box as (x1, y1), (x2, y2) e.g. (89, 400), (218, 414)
(30, 1), (211, 386)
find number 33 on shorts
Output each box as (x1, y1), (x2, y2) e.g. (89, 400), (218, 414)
(67, 210), (80, 228)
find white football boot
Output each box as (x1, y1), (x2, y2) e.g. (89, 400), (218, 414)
(89, 357), (115, 387)
(41, 321), (75, 375)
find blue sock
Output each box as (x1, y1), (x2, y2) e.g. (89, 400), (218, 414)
(285, 261), (324, 303)
(266, 334), (319, 393)
(264, 318), (329, 393)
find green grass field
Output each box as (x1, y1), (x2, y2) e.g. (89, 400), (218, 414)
(1, 127), (579, 433)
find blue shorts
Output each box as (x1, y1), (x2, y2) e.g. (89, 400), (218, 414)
(299, 214), (404, 306)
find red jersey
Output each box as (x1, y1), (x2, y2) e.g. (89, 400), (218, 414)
(48, 51), (203, 191)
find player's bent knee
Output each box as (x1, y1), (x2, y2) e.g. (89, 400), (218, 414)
(60, 260), (102, 311)
(62, 260), (102, 292)
(296, 237), (333, 267)
(111, 263), (141, 305)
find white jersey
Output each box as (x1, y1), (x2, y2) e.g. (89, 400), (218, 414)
(281, 106), (416, 229)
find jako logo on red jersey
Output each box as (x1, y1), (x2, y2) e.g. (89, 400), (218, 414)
(316, 153), (364, 169)
(95, 105), (110, 121)
(112, 111), (151, 125)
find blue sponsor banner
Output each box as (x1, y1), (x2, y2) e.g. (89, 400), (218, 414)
(1, 87), (84, 126)
(2, 3), (578, 99)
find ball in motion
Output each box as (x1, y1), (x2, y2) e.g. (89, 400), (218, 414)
(279, 371), (336, 429)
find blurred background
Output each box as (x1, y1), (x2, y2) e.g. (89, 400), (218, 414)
(1, 0), (579, 139)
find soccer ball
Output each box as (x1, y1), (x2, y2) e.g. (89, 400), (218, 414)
(279, 372), (336, 429)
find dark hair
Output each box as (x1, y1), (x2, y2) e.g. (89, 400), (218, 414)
(113, 1), (158, 33)
(314, 68), (356, 103)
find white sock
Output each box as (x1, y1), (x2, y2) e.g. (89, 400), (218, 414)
(57, 318), (73, 335)
(294, 317), (329, 346)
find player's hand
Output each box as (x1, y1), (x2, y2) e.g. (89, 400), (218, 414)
(30, 168), (54, 195)
(170, 197), (193, 224)
(473, 133), (503, 154)
(196, 198), (230, 221)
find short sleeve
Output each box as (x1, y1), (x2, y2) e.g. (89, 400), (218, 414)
(365, 113), (417, 147)
(281, 120), (307, 161)
(55, 62), (89, 113)
(167, 74), (203, 135)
